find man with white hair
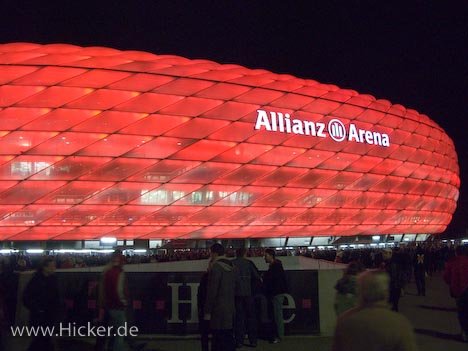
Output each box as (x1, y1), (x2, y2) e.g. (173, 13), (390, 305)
(332, 270), (417, 351)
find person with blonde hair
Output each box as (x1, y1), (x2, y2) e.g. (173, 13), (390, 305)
(332, 270), (417, 351)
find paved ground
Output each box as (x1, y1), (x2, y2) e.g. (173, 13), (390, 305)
(399, 272), (466, 351)
(5, 272), (466, 351)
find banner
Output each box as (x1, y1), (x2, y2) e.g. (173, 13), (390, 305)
(55, 270), (319, 335)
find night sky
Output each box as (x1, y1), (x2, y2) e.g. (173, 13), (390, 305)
(1, 1), (467, 235)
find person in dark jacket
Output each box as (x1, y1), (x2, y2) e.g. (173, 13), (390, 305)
(263, 248), (288, 344)
(232, 247), (260, 348)
(383, 248), (404, 311)
(23, 256), (59, 351)
(204, 243), (236, 351)
(198, 259), (214, 351)
(0, 259), (17, 350)
(413, 246), (426, 296)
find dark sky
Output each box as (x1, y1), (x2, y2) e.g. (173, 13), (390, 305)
(1, 1), (467, 235)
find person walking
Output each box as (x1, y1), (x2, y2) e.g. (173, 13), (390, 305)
(334, 261), (363, 316)
(23, 257), (60, 351)
(99, 251), (129, 351)
(383, 248), (404, 311)
(204, 243), (236, 351)
(232, 247), (260, 348)
(332, 270), (418, 351)
(0, 259), (16, 351)
(198, 259), (213, 351)
(263, 248), (288, 344)
(443, 245), (468, 342)
(413, 246), (426, 296)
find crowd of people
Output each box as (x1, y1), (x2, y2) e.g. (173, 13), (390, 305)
(160, 245), (289, 350)
(332, 243), (458, 311)
(0, 245), (289, 351)
(196, 245), (289, 351)
(0, 241), (466, 350)
(0, 240), (457, 273)
(332, 243), (468, 349)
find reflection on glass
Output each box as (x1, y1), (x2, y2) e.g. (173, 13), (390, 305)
(298, 195), (323, 206)
(144, 173), (171, 181)
(140, 190), (186, 205)
(139, 189), (253, 205)
(191, 191), (203, 203)
(6, 211), (34, 223)
(188, 190), (216, 204)
(11, 161), (51, 177)
(222, 191), (252, 205)
(54, 196), (84, 204)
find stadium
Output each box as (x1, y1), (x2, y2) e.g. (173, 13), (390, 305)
(0, 42), (460, 251)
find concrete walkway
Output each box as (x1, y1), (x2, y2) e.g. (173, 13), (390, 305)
(399, 272), (466, 351)
(5, 272), (466, 351)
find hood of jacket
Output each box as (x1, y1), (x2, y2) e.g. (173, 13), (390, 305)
(214, 257), (234, 272)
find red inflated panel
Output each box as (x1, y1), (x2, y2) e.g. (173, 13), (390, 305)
(0, 43), (460, 240)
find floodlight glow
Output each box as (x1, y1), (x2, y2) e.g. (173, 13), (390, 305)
(53, 249), (92, 254)
(90, 249), (115, 253)
(0, 249), (17, 254)
(100, 237), (117, 244)
(26, 249), (44, 254)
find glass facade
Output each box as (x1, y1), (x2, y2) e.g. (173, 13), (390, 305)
(0, 43), (460, 240)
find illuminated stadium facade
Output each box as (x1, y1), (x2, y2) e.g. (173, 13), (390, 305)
(0, 43), (460, 243)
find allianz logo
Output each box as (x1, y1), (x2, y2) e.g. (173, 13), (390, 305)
(254, 109), (390, 147)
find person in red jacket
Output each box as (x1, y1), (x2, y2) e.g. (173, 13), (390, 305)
(443, 245), (468, 342)
(99, 251), (129, 351)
